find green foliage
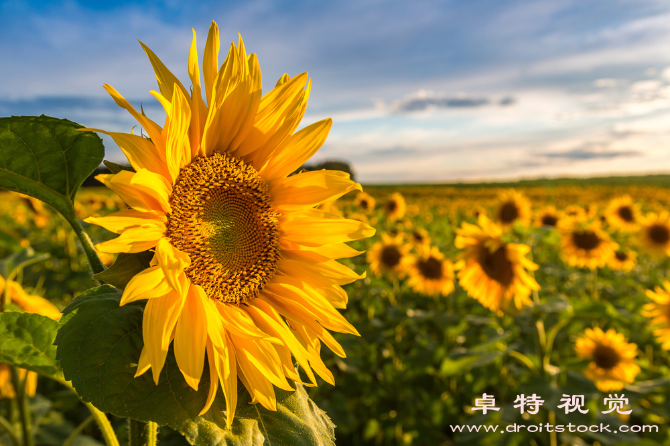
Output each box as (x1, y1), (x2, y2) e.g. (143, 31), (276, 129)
(0, 115), (104, 221)
(56, 285), (336, 446)
(92, 252), (153, 289)
(0, 311), (60, 377)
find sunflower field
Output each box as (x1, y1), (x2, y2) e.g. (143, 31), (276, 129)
(3, 21), (670, 446)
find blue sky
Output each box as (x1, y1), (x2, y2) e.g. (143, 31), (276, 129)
(2, 0), (670, 183)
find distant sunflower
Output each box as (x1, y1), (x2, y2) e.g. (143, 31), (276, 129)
(384, 192), (406, 221)
(408, 228), (431, 249)
(367, 233), (411, 278)
(84, 22), (374, 424)
(608, 249), (637, 272)
(354, 192), (375, 212)
(563, 205), (588, 222)
(495, 190), (531, 228)
(643, 282), (670, 350)
(639, 212), (670, 257)
(535, 206), (560, 228)
(575, 327), (640, 392)
(0, 275), (61, 398)
(605, 196), (639, 232)
(407, 246), (454, 297)
(454, 215), (539, 312)
(560, 222), (618, 269)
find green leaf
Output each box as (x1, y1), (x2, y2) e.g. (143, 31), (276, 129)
(0, 115), (104, 221)
(56, 285), (336, 446)
(103, 160), (134, 174)
(0, 311), (60, 377)
(0, 247), (50, 279)
(92, 252), (153, 289)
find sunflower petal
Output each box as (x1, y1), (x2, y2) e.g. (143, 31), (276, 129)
(270, 170), (362, 212)
(174, 284), (208, 390)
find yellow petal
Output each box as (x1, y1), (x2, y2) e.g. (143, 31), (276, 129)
(163, 85), (193, 181)
(143, 290), (186, 384)
(85, 209), (166, 234)
(188, 29), (208, 159)
(95, 226), (164, 253)
(202, 21), (220, 107)
(279, 257), (364, 287)
(231, 334), (293, 393)
(270, 170), (361, 212)
(139, 40), (190, 102)
(155, 238), (191, 296)
(81, 129), (170, 180)
(200, 341), (220, 416)
(10, 288), (61, 320)
(236, 356), (276, 411)
(134, 346), (152, 377)
(97, 170), (171, 213)
(121, 265), (172, 305)
(260, 118), (331, 181)
(174, 284), (208, 390)
(214, 300), (281, 343)
(280, 209), (375, 246)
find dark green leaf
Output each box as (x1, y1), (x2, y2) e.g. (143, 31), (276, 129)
(92, 252), (153, 289)
(0, 311), (60, 376)
(56, 285), (336, 446)
(103, 160), (134, 174)
(0, 115), (104, 220)
(0, 247), (50, 279)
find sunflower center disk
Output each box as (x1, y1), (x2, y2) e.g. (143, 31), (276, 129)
(541, 215), (558, 227)
(572, 231), (600, 251)
(499, 202), (519, 223)
(418, 257), (443, 280)
(381, 245), (402, 268)
(593, 345), (620, 370)
(478, 246), (514, 286)
(166, 153), (280, 304)
(649, 224), (670, 245)
(615, 251), (628, 261)
(617, 206), (634, 222)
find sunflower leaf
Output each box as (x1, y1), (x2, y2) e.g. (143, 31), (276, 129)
(55, 285), (336, 446)
(0, 115), (104, 221)
(92, 252), (153, 289)
(0, 311), (60, 377)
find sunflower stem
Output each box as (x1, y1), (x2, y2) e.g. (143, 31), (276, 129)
(9, 367), (33, 446)
(65, 213), (106, 276)
(591, 267), (598, 301)
(128, 420), (158, 446)
(62, 414), (95, 446)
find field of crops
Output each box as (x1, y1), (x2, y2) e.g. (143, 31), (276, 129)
(3, 180), (670, 445)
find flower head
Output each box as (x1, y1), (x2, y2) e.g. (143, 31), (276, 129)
(84, 22), (374, 426)
(407, 246), (454, 297)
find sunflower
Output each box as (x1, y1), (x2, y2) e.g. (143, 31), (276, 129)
(367, 233), (411, 278)
(494, 190), (531, 228)
(0, 275), (61, 398)
(407, 246), (454, 297)
(560, 221), (618, 269)
(643, 282), (670, 350)
(84, 22), (374, 425)
(534, 206), (560, 228)
(562, 205), (588, 222)
(638, 212), (670, 257)
(454, 215), (539, 313)
(608, 249), (637, 272)
(354, 191), (376, 212)
(384, 192), (406, 221)
(605, 195), (639, 232)
(575, 327), (640, 392)
(408, 228), (431, 249)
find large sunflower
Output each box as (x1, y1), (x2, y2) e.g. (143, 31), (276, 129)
(407, 246), (454, 297)
(575, 327), (640, 392)
(84, 22), (374, 425)
(604, 195), (639, 232)
(643, 282), (670, 350)
(560, 221), (617, 269)
(638, 212), (670, 257)
(454, 215), (539, 313)
(494, 190), (531, 228)
(367, 233), (411, 279)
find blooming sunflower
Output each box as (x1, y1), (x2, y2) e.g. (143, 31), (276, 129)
(407, 228), (431, 249)
(384, 192), (406, 221)
(494, 190), (531, 228)
(638, 212), (670, 257)
(534, 206), (560, 228)
(407, 246), (454, 297)
(605, 195), (639, 232)
(84, 22), (374, 425)
(560, 221), (618, 269)
(367, 233), (411, 279)
(354, 191), (376, 212)
(608, 249), (637, 272)
(575, 327), (640, 392)
(643, 282), (670, 350)
(0, 275), (61, 398)
(562, 205), (588, 222)
(454, 215), (539, 313)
